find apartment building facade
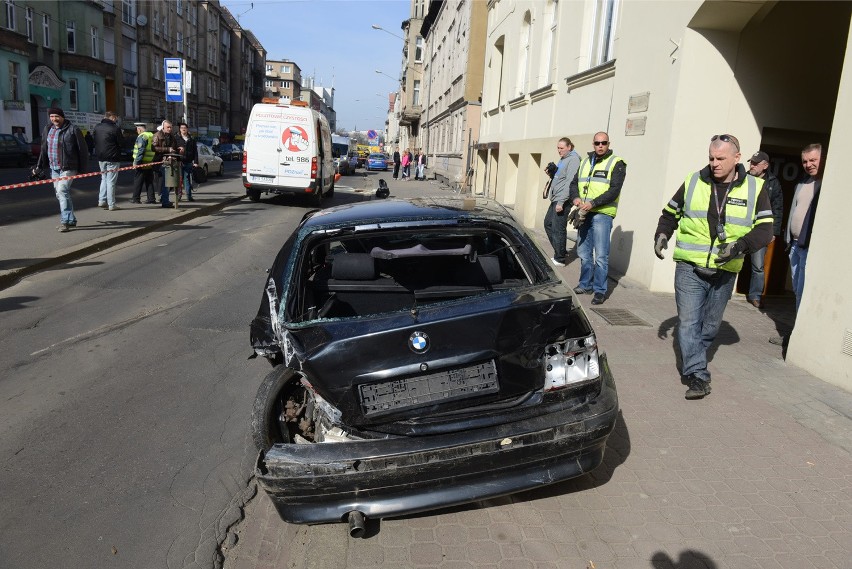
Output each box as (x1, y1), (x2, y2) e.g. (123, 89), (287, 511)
(475, 0), (852, 390)
(0, 0), (264, 141)
(420, 0), (487, 189)
(396, 1), (426, 152)
(264, 58), (301, 102)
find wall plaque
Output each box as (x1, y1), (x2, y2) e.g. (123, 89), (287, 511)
(628, 92), (650, 114)
(625, 116), (647, 136)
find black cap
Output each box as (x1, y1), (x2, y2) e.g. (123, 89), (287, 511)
(750, 151), (770, 164)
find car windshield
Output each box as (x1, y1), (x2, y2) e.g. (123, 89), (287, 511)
(285, 227), (535, 324)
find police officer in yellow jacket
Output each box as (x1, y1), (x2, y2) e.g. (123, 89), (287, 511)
(130, 123), (157, 204)
(568, 132), (627, 305)
(654, 134), (773, 400)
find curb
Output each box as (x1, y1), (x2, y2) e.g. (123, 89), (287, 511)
(0, 195), (246, 292)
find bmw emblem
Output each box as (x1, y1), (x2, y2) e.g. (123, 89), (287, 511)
(409, 331), (430, 353)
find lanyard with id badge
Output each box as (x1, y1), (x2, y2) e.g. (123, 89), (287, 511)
(712, 179), (735, 242)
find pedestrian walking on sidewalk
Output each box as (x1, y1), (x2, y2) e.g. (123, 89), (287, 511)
(130, 123), (156, 203)
(176, 122), (198, 201)
(544, 137), (581, 268)
(568, 132), (627, 305)
(393, 148), (401, 179)
(653, 134), (773, 399)
(744, 151), (783, 308)
(415, 150), (427, 180)
(34, 107), (88, 233)
(152, 120), (178, 207)
(769, 143), (824, 346)
(94, 111), (123, 210)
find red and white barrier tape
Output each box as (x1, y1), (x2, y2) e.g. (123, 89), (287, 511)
(0, 161), (167, 192)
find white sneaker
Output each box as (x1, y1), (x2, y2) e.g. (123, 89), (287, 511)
(551, 257), (566, 267)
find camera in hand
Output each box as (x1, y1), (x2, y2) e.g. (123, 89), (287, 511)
(545, 162), (558, 179)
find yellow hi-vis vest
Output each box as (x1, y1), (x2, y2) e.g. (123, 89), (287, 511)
(668, 172), (768, 273)
(577, 154), (625, 217)
(132, 131), (155, 166)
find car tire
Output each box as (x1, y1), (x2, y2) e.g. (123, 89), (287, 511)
(251, 365), (299, 451)
(217, 162), (224, 177)
(248, 188), (261, 202)
(203, 164), (209, 179)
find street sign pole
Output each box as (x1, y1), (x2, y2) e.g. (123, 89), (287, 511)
(183, 69), (192, 125)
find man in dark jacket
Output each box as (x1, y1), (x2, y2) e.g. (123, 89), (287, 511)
(34, 107), (88, 232)
(392, 148), (401, 179)
(94, 111), (124, 210)
(175, 122), (198, 201)
(152, 120), (179, 207)
(745, 151), (784, 308)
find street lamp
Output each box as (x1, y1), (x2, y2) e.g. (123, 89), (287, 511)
(375, 70), (398, 82)
(371, 24), (405, 41)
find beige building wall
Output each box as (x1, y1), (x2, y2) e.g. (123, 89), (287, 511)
(476, 0), (852, 391)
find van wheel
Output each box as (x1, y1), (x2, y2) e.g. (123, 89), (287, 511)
(248, 188), (261, 202)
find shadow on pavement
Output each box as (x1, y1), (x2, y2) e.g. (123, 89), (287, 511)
(651, 549), (718, 568)
(0, 295), (40, 313)
(657, 316), (740, 379)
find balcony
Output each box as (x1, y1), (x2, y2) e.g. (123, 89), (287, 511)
(399, 106), (422, 126)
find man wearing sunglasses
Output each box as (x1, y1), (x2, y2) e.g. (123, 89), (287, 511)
(654, 134), (773, 399)
(568, 132), (627, 305)
(745, 151), (783, 308)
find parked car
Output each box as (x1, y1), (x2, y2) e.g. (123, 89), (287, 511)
(365, 152), (388, 171)
(0, 134), (33, 167)
(196, 143), (224, 180)
(215, 143), (242, 161)
(248, 197), (619, 533)
(347, 152), (359, 170)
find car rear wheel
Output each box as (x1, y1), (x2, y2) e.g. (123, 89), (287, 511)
(251, 365), (300, 451)
(203, 164), (209, 179)
(217, 162), (224, 176)
(248, 188), (261, 202)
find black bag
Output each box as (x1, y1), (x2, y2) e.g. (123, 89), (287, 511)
(30, 168), (48, 181)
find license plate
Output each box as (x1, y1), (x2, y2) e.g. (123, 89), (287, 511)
(251, 174), (274, 180)
(359, 361), (498, 417)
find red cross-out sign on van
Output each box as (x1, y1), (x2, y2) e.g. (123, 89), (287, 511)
(282, 125), (310, 152)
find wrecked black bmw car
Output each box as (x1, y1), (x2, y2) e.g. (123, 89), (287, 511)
(249, 197), (618, 532)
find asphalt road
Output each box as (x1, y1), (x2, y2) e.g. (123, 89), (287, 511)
(0, 176), (368, 568)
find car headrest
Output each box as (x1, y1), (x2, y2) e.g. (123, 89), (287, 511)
(331, 253), (377, 280)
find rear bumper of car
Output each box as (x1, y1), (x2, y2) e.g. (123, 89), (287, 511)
(256, 354), (618, 525)
(242, 176), (319, 194)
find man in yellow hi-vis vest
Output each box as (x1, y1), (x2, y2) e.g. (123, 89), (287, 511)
(654, 134), (773, 400)
(568, 132), (627, 305)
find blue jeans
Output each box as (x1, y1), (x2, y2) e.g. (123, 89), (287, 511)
(674, 262), (737, 381)
(576, 212), (613, 294)
(51, 169), (77, 224)
(181, 164), (194, 198)
(98, 161), (120, 207)
(544, 202), (568, 262)
(747, 246), (767, 302)
(789, 242), (808, 312)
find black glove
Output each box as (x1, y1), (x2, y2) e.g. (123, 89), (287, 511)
(714, 241), (742, 264)
(654, 234), (668, 260)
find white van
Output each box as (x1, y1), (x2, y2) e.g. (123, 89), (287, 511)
(242, 99), (335, 205)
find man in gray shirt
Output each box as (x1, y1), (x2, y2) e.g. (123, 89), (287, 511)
(544, 137), (581, 266)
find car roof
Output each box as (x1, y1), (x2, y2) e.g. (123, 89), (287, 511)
(301, 197), (515, 231)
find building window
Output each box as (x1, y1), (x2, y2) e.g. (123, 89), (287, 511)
(162, 12), (168, 38)
(42, 13), (50, 48)
(590, 0), (619, 67)
(124, 86), (137, 118)
(66, 21), (76, 53)
(266, 64), (272, 72)
(265, 80), (273, 88)
(517, 12), (531, 95)
(122, 0), (135, 26)
(69, 78), (78, 110)
(91, 26), (99, 59)
(154, 58), (160, 80)
(177, 31), (183, 53)
(415, 37), (423, 63)
(540, 0), (558, 87)
(191, 37), (197, 60)
(281, 64), (291, 74)
(413, 80), (421, 106)
(176, 0), (183, 16)
(5, 0), (14, 31)
(153, 11), (159, 35)
(8, 61), (20, 100)
(282, 80), (291, 88)
(25, 7), (33, 42)
(190, 3), (198, 26)
(92, 82), (101, 112)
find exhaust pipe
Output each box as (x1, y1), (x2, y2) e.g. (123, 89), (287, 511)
(347, 511), (366, 538)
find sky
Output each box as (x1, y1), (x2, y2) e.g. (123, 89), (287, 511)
(221, 0), (412, 133)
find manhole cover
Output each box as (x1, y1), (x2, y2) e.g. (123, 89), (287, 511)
(590, 308), (651, 327)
